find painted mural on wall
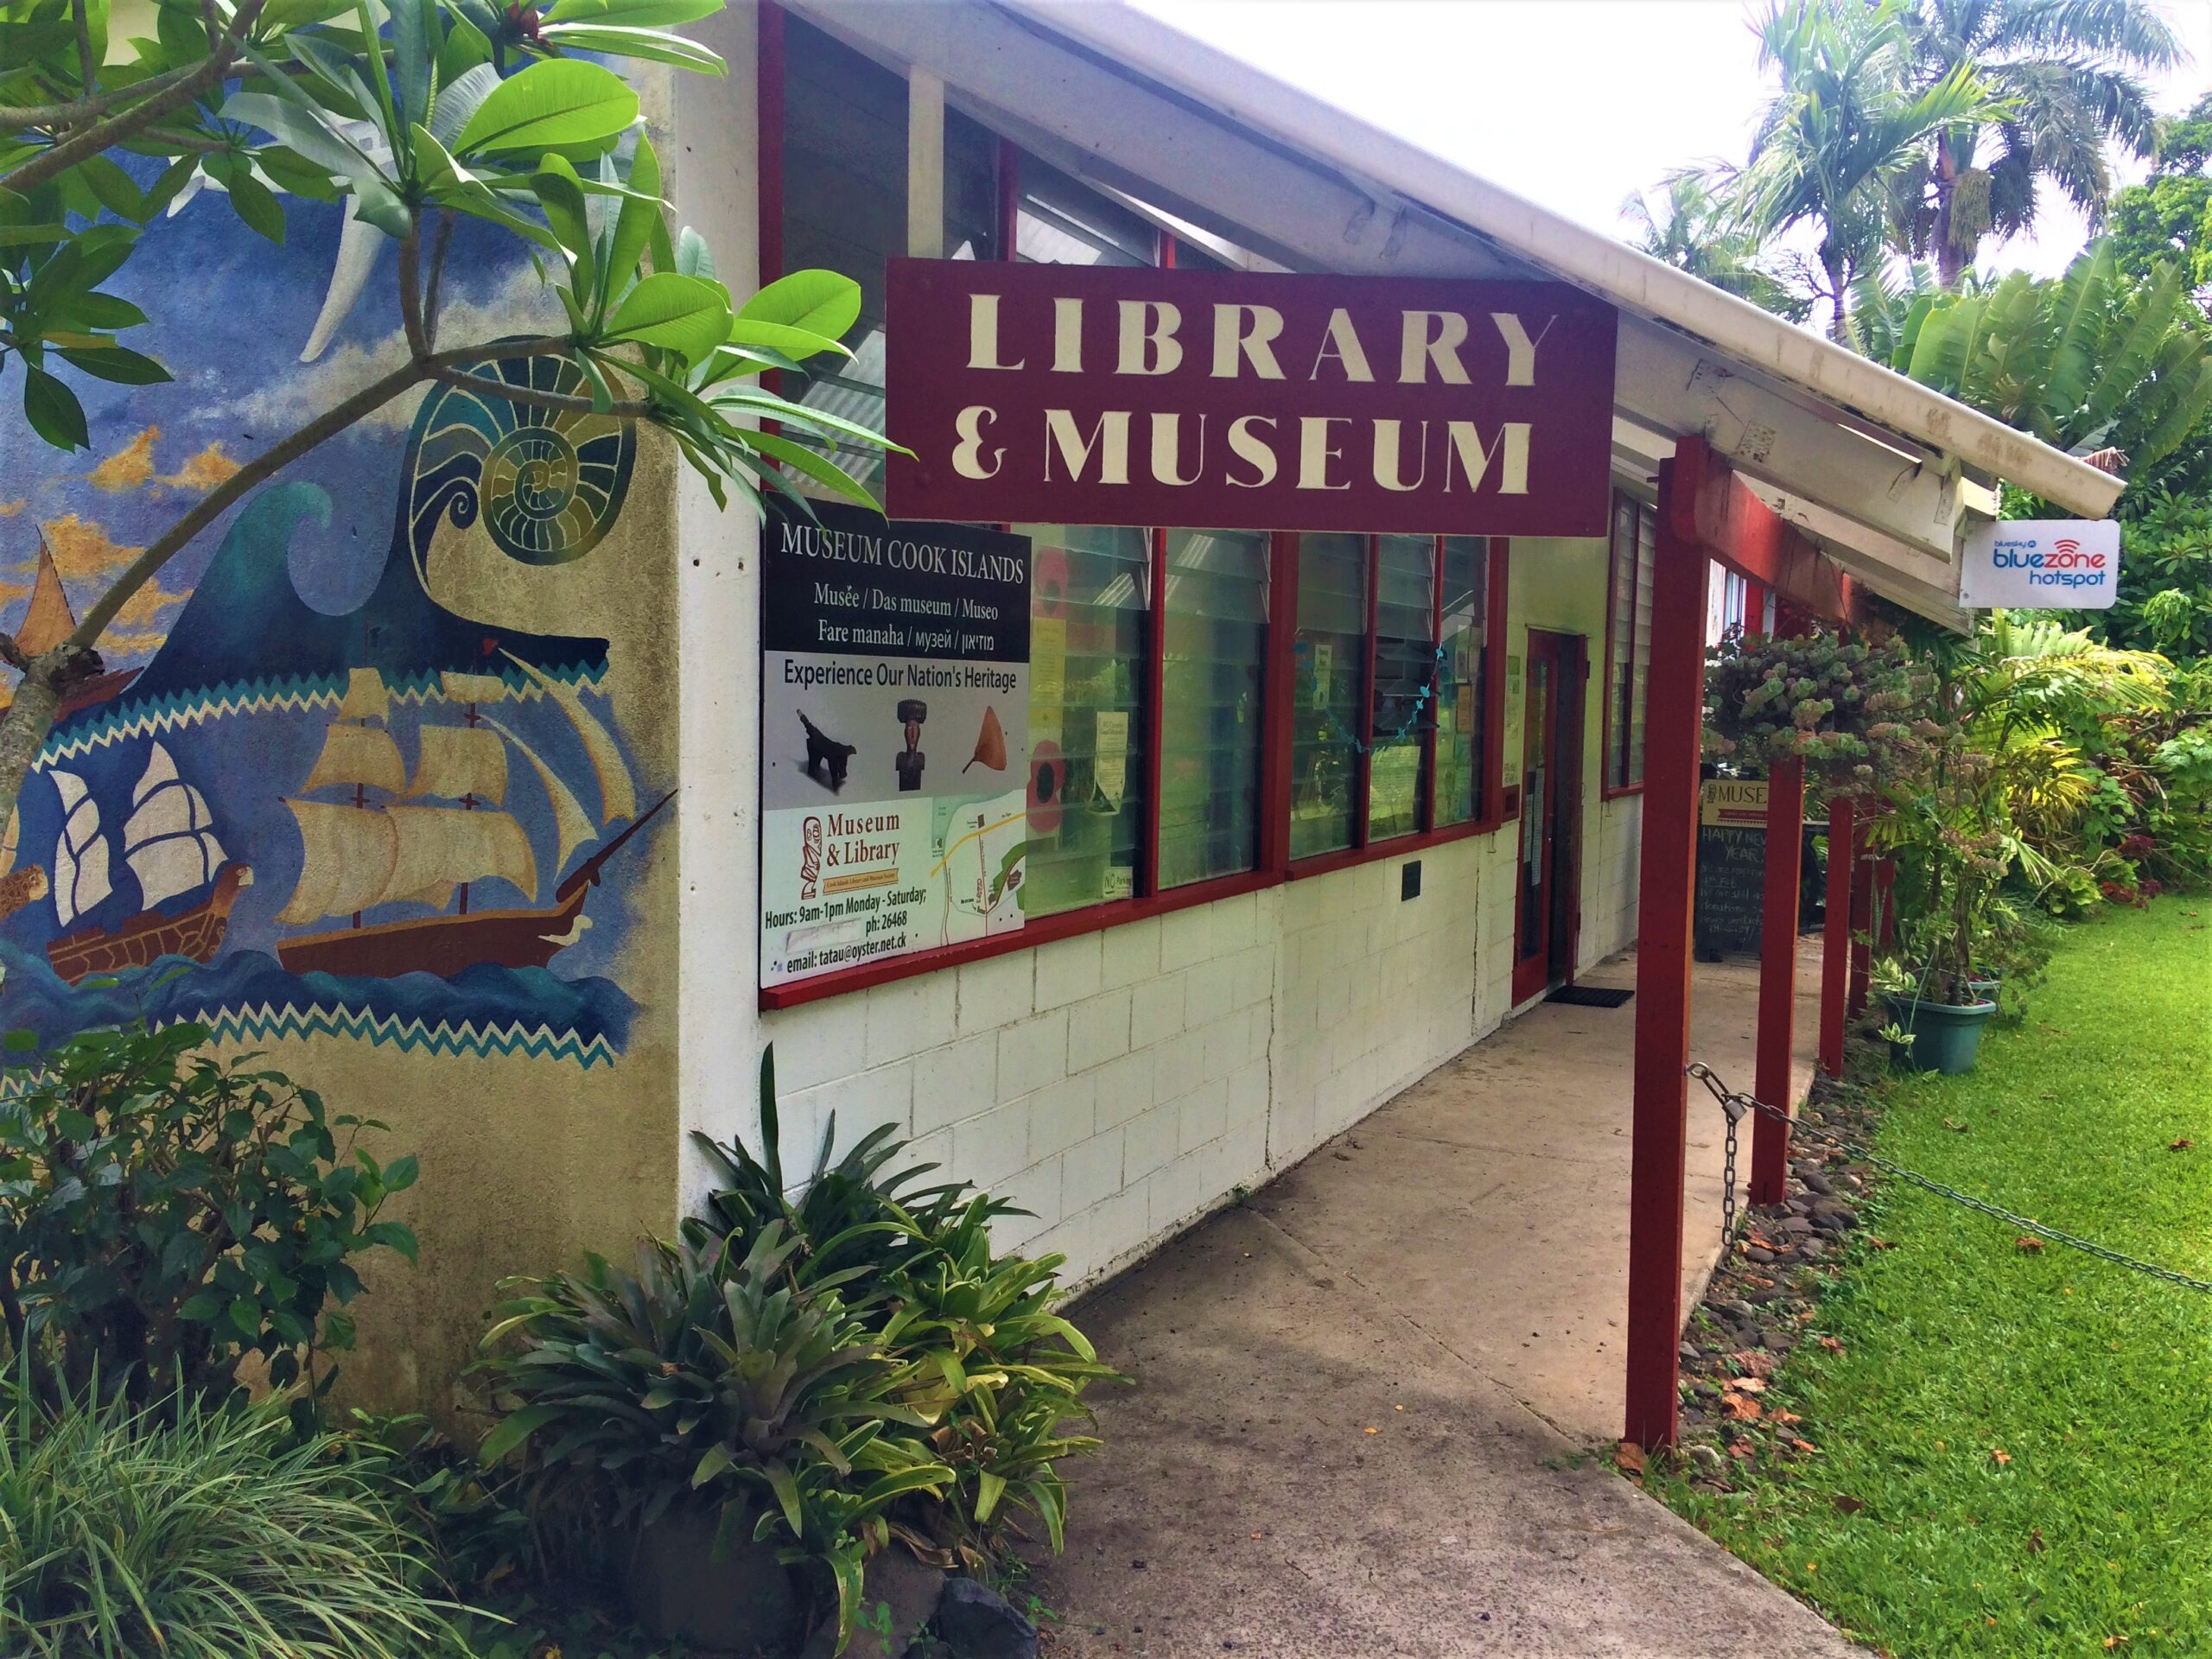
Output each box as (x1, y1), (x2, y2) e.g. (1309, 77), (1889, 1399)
(0, 187), (667, 1068)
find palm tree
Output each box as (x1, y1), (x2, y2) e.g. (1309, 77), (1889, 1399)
(1621, 170), (1814, 321)
(1730, 0), (2001, 341)
(1899, 0), (2187, 290)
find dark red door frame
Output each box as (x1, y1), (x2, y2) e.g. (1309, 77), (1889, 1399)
(1556, 636), (1588, 981)
(1819, 796), (1854, 1077)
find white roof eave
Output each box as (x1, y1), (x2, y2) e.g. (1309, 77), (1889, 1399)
(1006, 0), (2125, 524)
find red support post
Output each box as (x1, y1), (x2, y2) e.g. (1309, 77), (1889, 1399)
(1848, 814), (1872, 1016)
(1818, 796), (1854, 1077)
(1749, 757), (1804, 1204)
(1624, 457), (1712, 1450)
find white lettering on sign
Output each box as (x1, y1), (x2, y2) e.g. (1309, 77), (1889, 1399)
(1213, 303), (1286, 379)
(968, 293), (1022, 371)
(1044, 409), (1132, 484)
(1401, 310), (1471, 385)
(886, 262), (1619, 537)
(1117, 300), (1183, 376)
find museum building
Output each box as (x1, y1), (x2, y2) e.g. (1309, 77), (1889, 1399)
(658, 0), (2120, 1443)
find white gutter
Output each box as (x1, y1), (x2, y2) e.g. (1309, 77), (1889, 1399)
(1014, 1), (2126, 522)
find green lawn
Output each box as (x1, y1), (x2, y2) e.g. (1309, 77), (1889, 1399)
(1661, 899), (2212, 1656)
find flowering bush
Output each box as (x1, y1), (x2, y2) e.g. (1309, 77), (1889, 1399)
(1704, 627), (1937, 791)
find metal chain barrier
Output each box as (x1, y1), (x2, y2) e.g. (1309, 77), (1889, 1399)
(1690, 1062), (2212, 1294)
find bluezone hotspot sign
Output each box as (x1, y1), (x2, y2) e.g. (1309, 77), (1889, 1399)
(760, 500), (1032, 988)
(1961, 518), (2120, 610)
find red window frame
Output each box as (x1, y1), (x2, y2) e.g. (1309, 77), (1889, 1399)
(754, 16), (1512, 1007)
(1281, 533), (1511, 881)
(1600, 490), (1655, 800)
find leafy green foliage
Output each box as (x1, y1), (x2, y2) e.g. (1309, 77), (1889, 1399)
(479, 1224), (953, 1652)
(480, 1047), (1114, 1652)
(0, 1367), (467, 1658)
(2080, 487), (2212, 658)
(0, 1020), (419, 1410)
(2106, 91), (2212, 293)
(1, 0), (887, 709)
(340, 1409), (533, 1605)
(1874, 611), (2171, 997)
(1620, 168), (1811, 322)
(1852, 240), (2212, 468)
(1890, 0), (2183, 289)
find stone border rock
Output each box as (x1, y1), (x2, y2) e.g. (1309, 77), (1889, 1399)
(1647, 1071), (1889, 1489)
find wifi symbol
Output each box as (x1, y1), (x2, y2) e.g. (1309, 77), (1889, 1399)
(2054, 537), (2081, 556)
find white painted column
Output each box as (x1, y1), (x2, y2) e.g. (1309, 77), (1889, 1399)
(906, 67), (944, 259)
(671, 0), (767, 1212)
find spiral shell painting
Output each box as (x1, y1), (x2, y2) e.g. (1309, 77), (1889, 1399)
(409, 351), (637, 569)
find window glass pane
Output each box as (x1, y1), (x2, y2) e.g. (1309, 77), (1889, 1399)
(1436, 537), (1487, 824)
(1016, 526), (1148, 918)
(1629, 506), (1656, 784)
(1605, 498), (1656, 790)
(1291, 533), (1366, 859)
(780, 16), (901, 493)
(1606, 498), (1636, 789)
(1015, 156), (1155, 267)
(1159, 531), (1268, 887)
(1369, 534), (1435, 842)
(944, 109), (999, 261)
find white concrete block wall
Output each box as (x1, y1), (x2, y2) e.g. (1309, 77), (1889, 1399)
(1583, 792), (1643, 969)
(1270, 842), (1486, 1172)
(744, 823), (1563, 1289)
(757, 888), (1280, 1284)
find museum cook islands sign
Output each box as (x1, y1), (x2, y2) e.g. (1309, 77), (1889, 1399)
(883, 259), (1619, 536)
(760, 499), (1032, 988)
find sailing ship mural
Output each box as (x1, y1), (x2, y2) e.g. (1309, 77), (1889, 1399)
(47, 742), (251, 986)
(0, 353), (668, 1068)
(275, 664), (671, 981)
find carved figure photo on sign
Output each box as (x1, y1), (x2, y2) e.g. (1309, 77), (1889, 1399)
(799, 709), (858, 790)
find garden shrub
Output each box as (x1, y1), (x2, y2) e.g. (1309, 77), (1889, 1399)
(0, 1020), (421, 1410)
(0, 1367), (462, 1659)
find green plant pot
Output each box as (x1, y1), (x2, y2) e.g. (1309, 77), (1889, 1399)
(1884, 994), (1999, 1076)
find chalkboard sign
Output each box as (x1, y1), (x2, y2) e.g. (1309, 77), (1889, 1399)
(1696, 779), (1768, 960)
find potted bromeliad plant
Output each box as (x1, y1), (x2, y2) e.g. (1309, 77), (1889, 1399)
(476, 1049), (1113, 1656)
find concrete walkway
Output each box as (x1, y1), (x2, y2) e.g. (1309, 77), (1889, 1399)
(1033, 941), (1853, 1658)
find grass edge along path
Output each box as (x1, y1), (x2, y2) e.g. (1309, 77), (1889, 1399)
(1644, 899), (2212, 1658)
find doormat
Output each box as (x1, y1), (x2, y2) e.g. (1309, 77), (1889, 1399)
(1548, 985), (1634, 1008)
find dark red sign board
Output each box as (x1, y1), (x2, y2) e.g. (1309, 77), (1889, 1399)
(883, 258), (1618, 537)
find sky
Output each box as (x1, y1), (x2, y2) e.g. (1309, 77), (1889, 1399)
(1127, 0), (2212, 283)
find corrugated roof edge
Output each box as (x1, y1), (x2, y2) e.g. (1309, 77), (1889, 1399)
(1010, 0), (2126, 521)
